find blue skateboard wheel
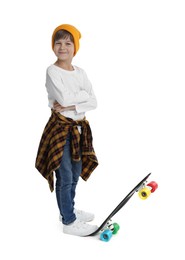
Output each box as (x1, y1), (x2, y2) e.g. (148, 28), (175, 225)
(100, 229), (113, 242)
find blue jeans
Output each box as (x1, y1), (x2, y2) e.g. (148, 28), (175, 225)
(55, 134), (82, 225)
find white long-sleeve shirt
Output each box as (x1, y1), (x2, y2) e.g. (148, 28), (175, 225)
(45, 64), (97, 120)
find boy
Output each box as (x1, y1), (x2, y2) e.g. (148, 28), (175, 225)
(35, 24), (98, 236)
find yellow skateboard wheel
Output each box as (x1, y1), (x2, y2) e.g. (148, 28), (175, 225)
(138, 187), (151, 200)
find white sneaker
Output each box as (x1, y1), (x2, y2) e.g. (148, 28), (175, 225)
(74, 209), (95, 222)
(59, 209), (95, 222)
(63, 219), (98, 236)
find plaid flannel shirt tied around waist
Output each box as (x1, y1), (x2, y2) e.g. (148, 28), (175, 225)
(35, 111), (98, 192)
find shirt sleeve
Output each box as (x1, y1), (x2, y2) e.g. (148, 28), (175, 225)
(45, 68), (90, 107)
(75, 69), (97, 114)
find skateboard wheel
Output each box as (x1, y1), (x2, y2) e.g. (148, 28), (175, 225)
(112, 223), (120, 234)
(100, 229), (113, 242)
(147, 181), (158, 193)
(138, 187), (151, 200)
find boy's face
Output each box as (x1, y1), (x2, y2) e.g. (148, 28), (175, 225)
(53, 37), (75, 62)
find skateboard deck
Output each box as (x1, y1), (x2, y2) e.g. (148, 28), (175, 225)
(88, 173), (158, 241)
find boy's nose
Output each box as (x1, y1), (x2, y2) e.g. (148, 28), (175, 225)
(59, 44), (65, 50)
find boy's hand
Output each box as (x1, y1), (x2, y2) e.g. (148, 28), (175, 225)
(53, 101), (75, 112)
(53, 101), (65, 112)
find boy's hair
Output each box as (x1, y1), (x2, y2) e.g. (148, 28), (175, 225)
(54, 30), (74, 43)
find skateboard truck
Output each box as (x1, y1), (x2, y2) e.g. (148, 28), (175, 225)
(138, 181), (158, 200)
(100, 219), (120, 242)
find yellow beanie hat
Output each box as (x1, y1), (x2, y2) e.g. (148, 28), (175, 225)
(52, 24), (81, 56)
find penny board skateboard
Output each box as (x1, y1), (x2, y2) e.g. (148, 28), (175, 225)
(88, 173), (158, 241)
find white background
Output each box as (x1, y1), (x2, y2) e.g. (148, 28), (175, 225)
(0, 0), (185, 259)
